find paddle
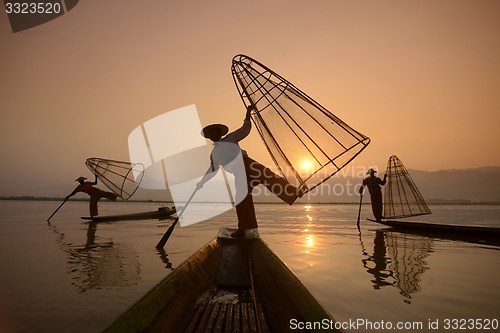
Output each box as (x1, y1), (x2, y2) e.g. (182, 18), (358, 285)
(156, 188), (198, 249)
(356, 192), (363, 228)
(47, 196), (69, 222)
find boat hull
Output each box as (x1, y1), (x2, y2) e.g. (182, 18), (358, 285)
(81, 207), (176, 222)
(104, 228), (343, 333)
(368, 218), (500, 241)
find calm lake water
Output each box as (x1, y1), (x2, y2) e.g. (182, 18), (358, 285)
(0, 200), (499, 333)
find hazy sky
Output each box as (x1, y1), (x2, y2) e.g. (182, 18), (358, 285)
(1, 0), (499, 197)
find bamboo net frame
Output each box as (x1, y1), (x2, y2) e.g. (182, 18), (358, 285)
(384, 155), (431, 219)
(86, 157), (144, 200)
(231, 54), (370, 194)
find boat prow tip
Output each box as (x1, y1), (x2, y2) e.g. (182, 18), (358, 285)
(217, 227), (260, 241)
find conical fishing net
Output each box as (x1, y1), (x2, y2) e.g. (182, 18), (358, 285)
(384, 155), (431, 219)
(86, 157), (144, 200)
(231, 54), (370, 193)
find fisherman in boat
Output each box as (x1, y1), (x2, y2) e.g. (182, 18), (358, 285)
(196, 105), (305, 238)
(359, 168), (387, 221)
(66, 175), (117, 217)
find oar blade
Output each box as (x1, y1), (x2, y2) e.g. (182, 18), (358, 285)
(155, 188), (198, 249)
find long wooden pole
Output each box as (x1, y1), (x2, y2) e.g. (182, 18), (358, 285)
(47, 197), (69, 222)
(156, 188), (198, 249)
(356, 193), (363, 228)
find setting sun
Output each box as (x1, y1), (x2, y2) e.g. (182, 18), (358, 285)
(300, 160), (315, 175)
(301, 160), (312, 169)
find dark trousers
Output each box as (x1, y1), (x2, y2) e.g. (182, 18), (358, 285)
(89, 189), (117, 216)
(370, 191), (384, 220)
(235, 157), (299, 229)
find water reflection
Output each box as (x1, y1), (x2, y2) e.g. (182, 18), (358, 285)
(303, 205), (315, 255)
(48, 221), (141, 293)
(157, 248), (174, 270)
(360, 229), (432, 304)
(360, 230), (396, 289)
(296, 205), (315, 266)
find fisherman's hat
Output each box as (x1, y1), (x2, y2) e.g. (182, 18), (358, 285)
(75, 176), (87, 182)
(367, 168), (377, 175)
(201, 124), (229, 140)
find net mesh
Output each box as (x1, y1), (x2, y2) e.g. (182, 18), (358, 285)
(384, 155), (431, 219)
(85, 157), (144, 200)
(231, 54), (370, 193)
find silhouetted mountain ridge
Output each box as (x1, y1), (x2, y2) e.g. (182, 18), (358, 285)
(406, 166), (500, 203)
(7, 167), (500, 204)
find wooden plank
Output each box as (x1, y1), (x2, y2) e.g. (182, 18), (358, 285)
(241, 303), (250, 333)
(213, 303), (226, 333)
(206, 302), (221, 332)
(233, 302), (241, 333)
(224, 303), (234, 333)
(194, 302), (214, 333)
(247, 302), (257, 332)
(185, 302), (204, 333)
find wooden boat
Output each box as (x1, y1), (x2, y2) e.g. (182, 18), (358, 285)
(368, 218), (500, 240)
(104, 228), (344, 333)
(81, 206), (176, 222)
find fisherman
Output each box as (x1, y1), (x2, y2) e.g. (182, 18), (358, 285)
(359, 168), (387, 221)
(196, 105), (305, 238)
(66, 175), (117, 217)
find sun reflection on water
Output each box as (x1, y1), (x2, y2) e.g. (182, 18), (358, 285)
(303, 205), (315, 256)
(305, 234), (315, 255)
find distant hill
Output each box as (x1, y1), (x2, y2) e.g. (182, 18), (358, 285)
(407, 166), (500, 203)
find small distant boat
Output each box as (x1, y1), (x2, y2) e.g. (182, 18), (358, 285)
(81, 206), (176, 222)
(368, 218), (500, 240)
(103, 228), (344, 333)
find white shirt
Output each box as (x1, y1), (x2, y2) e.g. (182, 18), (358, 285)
(199, 118), (251, 184)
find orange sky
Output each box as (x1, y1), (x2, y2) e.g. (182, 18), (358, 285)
(1, 0), (499, 197)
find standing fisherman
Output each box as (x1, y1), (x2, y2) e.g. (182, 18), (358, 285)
(360, 168), (387, 221)
(197, 106), (305, 238)
(67, 175), (117, 217)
